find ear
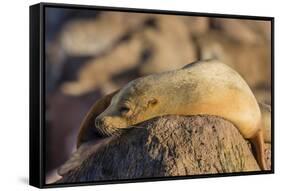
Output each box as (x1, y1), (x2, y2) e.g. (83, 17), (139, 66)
(77, 89), (119, 148)
(148, 97), (158, 107)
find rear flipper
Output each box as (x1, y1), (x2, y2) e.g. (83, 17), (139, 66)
(249, 129), (268, 170)
(259, 102), (271, 143)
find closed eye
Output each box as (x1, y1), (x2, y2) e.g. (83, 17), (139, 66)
(119, 106), (130, 114)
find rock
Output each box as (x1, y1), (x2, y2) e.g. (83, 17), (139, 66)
(56, 115), (271, 183)
(139, 15), (197, 74)
(60, 11), (151, 56)
(61, 14), (198, 96)
(60, 31), (144, 95)
(196, 31), (271, 89)
(45, 91), (101, 173)
(182, 16), (210, 35)
(210, 18), (270, 44)
(253, 87), (271, 105)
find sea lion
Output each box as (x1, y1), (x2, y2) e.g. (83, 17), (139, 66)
(78, 59), (270, 170)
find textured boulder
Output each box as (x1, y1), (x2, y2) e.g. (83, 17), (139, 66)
(57, 115), (271, 183)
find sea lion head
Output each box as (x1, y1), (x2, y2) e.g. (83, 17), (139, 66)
(95, 80), (159, 136)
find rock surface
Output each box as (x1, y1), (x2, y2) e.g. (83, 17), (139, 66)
(56, 115), (271, 183)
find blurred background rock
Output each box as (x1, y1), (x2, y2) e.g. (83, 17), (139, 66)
(45, 7), (271, 183)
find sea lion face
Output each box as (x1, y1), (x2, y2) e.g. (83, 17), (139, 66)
(95, 83), (158, 136)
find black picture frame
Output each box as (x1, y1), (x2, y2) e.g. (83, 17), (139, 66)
(30, 2), (274, 189)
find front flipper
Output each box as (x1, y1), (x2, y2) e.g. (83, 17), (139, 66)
(77, 89), (119, 148)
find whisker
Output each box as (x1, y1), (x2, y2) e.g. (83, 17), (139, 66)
(130, 125), (144, 129)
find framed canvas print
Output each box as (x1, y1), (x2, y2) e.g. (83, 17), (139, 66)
(29, 2), (274, 188)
